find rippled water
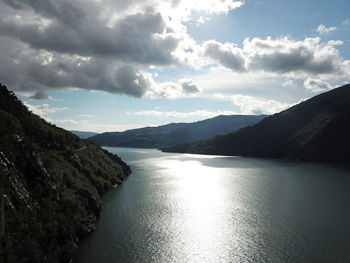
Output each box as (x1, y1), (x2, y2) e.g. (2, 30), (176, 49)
(75, 147), (350, 263)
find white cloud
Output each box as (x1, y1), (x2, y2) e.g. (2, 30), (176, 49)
(146, 78), (201, 98)
(214, 93), (291, 115)
(282, 79), (298, 88)
(327, 40), (344, 46)
(196, 16), (209, 25)
(304, 78), (334, 92)
(231, 95), (291, 115)
(23, 102), (68, 117)
(316, 24), (337, 34)
(156, 0), (244, 21)
(191, 66), (279, 93)
(78, 114), (96, 118)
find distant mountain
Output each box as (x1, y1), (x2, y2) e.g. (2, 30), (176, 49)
(71, 130), (98, 139)
(0, 84), (131, 262)
(163, 84), (350, 164)
(88, 115), (267, 148)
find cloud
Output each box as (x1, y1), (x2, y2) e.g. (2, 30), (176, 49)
(214, 93), (291, 115)
(179, 79), (200, 93)
(0, 2), (183, 97)
(128, 109), (238, 118)
(304, 78), (334, 92)
(203, 40), (246, 72)
(180, 0), (244, 15)
(78, 114), (96, 118)
(245, 37), (346, 76)
(0, 3), (178, 64)
(231, 95), (290, 114)
(154, 0), (244, 21)
(23, 102), (68, 116)
(282, 79), (297, 88)
(316, 24), (337, 34)
(29, 91), (49, 100)
(196, 16), (209, 25)
(202, 37), (350, 78)
(0, 0), (347, 104)
(0, 40), (156, 97)
(22, 102), (137, 132)
(327, 40), (344, 46)
(146, 78), (201, 98)
(0, 0), (244, 98)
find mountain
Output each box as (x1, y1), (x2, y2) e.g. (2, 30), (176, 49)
(0, 84), (131, 262)
(70, 130), (99, 139)
(88, 115), (266, 148)
(163, 84), (350, 164)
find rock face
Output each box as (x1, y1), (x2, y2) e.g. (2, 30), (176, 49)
(163, 84), (350, 165)
(0, 84), (131, 262)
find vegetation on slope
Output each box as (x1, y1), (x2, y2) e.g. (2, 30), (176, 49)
(0, 84), (131, 262)
(163, 84), (350, 164)
(88, 115), (266, 148)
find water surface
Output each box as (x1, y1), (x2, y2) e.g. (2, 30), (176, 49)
(75, 147), (350, 263)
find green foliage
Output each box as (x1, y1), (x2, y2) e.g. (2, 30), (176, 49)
(0, 83), (131, 262)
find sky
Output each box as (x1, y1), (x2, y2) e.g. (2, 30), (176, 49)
(1, 0), (350, 132)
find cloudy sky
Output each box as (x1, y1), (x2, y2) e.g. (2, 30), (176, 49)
(1, 0), (350, 132)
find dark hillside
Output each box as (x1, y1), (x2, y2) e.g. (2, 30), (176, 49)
(163, 84), (350, 164)
(89, 115), (266, 148)
(0, 84), (131, 262)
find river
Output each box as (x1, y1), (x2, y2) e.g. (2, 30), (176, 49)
(74, 147), (350, 263)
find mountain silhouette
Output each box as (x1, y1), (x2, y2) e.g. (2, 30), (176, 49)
(163, 84), (350, 164)
(88, 115), (266, 148)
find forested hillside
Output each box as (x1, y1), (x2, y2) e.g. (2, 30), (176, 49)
(0, 84), (131, 262)
(163, 84), (350, 165)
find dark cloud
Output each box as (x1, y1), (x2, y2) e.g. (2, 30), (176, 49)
(0, 0), (183, 97)
(247, 38), (341, 75)
(30, 91), (49, 100)
(180, 79), (200, 93)
(304, 78), (334, 92)
(203, 40), (246, 72)
(202, 37), (348, 77)
(2, 0), (86, 26)
(0, 4), (178, 64)
(0, 35), (153, 97)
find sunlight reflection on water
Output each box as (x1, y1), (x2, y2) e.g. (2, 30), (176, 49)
(75, 147), (350, 263)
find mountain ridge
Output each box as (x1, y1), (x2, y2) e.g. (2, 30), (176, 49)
(70, 130), (99, 139)
(88, 114), (267, 148)
(162, 84), (350, 164)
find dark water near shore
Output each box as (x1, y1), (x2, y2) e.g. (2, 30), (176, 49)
(75, 147), (350, 263)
